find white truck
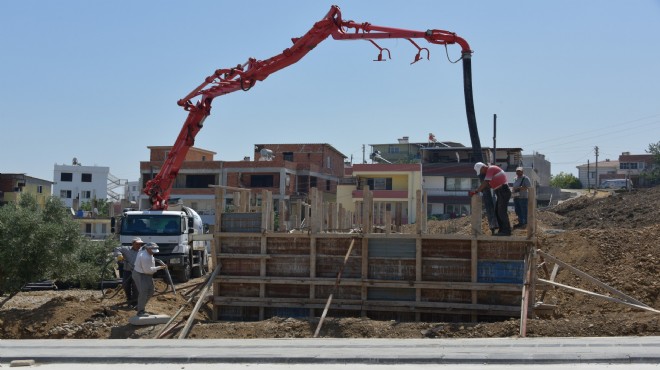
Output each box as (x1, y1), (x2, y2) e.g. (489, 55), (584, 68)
(113, 204), (209, 282)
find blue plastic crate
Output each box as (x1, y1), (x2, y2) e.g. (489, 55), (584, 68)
(477, 260), (524, 284)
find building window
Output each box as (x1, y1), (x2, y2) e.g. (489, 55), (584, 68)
(61, 173), (73, 182)
(250, 175), (274, 187)
(388, 146), (400, 154)
(85, 223), (92, 234)
(60, 190), (72, 198)
(326, 156), (332, 169)
(283, 152), (294, 161)
(326, 180), (331, 191)
(445, 178), (479, 191)
(81, 173), (92, 182)
(37, 185), (43, 193)
(366, 178), (392, 190)
(185, 174), (215, 188)
(81, 190), (91, 199)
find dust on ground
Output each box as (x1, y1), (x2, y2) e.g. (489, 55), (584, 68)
(1, 187), (658, 339)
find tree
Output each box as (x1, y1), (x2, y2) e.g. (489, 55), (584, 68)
(550, 172), (581, 189)
(0, 194), (117, 307)
(80, 199), (111, 217)
(641, 141), (660, 186)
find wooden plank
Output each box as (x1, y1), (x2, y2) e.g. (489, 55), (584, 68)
(471, 194), (482, 236)
(536, 250), (650, 308)
(314, 238), (356, 337)
(537, 279), (660, 314)
(526, 187), (536, 238)
(471, 238), (478, 322)
(178, 264), (221, 339)
(519, 248), (533, 337)
(213, 296), (520, 313)
(215, 276), (522, 291)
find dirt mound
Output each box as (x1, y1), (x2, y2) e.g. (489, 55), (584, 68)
(548, 187), (660, 229)
(2, 187), (659, 339)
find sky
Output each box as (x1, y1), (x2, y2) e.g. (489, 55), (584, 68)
(1, 1), (659, 184)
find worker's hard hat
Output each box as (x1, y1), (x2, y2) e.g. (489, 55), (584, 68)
(145, 242), (159, 253)
(474, 162), (486, 175)
(516, 167), (524, 172)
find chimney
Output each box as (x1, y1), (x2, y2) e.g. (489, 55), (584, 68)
(398, 136), (409, 144)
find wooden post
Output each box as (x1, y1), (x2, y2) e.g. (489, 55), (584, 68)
(471, 238), (478, 322)
(526, 187), (537, 239)
(470, 194), (482, 236)
(415, 190), (422, 234)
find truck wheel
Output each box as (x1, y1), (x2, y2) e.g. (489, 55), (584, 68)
(191, 252), (206, 278)
(176, 264), (191, 283)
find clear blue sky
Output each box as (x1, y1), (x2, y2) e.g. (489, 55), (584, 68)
(2, 1), (659, 183)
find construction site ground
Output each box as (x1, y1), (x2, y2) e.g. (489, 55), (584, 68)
(1, 187), (658, 339)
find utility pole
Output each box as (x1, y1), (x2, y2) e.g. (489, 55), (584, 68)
(362, 144), (366, 164)
(492, 114), (497, 165)
(594, 146), (599, 189)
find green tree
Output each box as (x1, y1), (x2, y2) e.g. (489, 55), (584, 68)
(0, 194), (117, 307)
(640, 141), (660, 185)
(80, 199), (111, 217)
(550, 172), (582, 189)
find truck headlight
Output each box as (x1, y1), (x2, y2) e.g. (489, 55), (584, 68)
(169, 258), (181, 265)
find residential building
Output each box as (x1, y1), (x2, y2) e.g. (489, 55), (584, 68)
(521, 152), (551, 187)
(576, 159), (619, 188)
(140, 143), (347, 228)
(617, 152), (655, 187)
(124, 181), (141, 207)
(222, 144), (347, 223)
(370, 136), (464, 164)
(140, 146), (220, 225)
(337, 163), (422, 224)
(0, 173), (53, 207)
(53, 161), (111, 209)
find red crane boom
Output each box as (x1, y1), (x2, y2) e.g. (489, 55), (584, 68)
(144, 5), (476, 210)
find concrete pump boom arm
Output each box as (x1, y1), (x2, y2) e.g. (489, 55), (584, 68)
(144, 5), (478, 210)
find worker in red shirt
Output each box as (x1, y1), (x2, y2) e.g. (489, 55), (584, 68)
(470, 162), (512, 236)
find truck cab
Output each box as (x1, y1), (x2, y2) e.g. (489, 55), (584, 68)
(114, 206), (208, 282)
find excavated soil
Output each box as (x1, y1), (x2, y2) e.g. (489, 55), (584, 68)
(1, 188), (659, 339)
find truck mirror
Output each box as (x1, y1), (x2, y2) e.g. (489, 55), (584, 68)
(111, 217), (116, 233)
(188, 228), (195, 234)
(188, 218), (194, 228)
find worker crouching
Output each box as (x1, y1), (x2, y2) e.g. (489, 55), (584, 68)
(132, 242), (167, 316)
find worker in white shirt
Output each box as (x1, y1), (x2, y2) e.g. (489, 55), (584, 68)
(132, 242), (167, 316)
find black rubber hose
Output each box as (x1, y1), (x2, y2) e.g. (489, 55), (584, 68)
(156, 258), (176, 295)
(462, 52), (483, 162)
(463, 52), (498, 232)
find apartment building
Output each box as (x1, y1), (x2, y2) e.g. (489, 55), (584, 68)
(0, 173), (52, 207)
(338, 163), (422, 224)
(53, 162), (110, 209)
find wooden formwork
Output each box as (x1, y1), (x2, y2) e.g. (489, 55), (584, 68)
(210, 186), (537, 323)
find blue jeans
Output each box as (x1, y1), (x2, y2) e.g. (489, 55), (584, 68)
(514, 197), (528, 225)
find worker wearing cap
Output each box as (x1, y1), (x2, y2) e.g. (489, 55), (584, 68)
(512, 166), (532, 228)
(470, 162), (512, 236)
(113, 237), (144, 307)
(132, 242), (167, 316)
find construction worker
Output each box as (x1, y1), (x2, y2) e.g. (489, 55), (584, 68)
(512, 167), (532, 228)
(470, 162), (512, 236)
(132, 242), (167, 316)
(113, 237), (144, 307)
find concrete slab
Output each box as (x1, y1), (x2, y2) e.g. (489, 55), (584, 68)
(128, 314), (170, 326)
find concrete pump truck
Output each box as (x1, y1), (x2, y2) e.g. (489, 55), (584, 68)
(113, 5), (487, 282)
